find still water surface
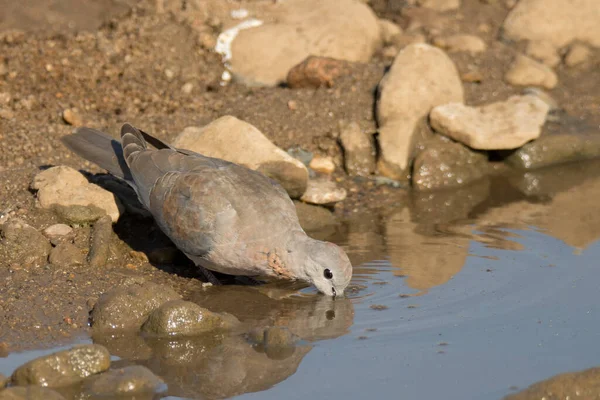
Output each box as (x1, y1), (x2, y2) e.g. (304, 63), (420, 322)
(2, 162), (600, 399)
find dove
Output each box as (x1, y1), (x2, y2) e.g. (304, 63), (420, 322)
(61, 124), (352, 296)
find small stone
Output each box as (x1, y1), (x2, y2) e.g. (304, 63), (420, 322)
(0, 92), (10, 104)
(11, 344), (110, 387)
(417, 0), (461, 11)
(412, 141), (488, 191)
(141, 300), (238, 337)
(0, 218), (51, 268)
(42, 223), (73, 243)
(49, 242), (85, 267)
(522, 87), (559, 111)
(430, 95), (550, 150)
(86, 366), (166, 397)
(90, 282), (181, 333)
(390, 33), (426, 50)
(564, 43), (591, 67)
(382, 46), (399, 58)
(505, 54), (558, 89)
(339, 121), (375, 176)
(433, 34), (487, 54)
(32, 166), (124, 222)
(287, 100), (297, 111)
(287, 147), (313, 166)
(181, 82), (194, 94)
(62, 108), (83, 126)
(0, 108), (15, 120)
(0, 387), (66, 400)
(379, 19), (402, 45)
(173, 117), (308, 199)
(309, 156), (335, 174)
(88, 215), (112, 268)
(461, 70), (484, 83)
(300, 179), (347, 205)
(293, 200), (338, 232)
(164, 68), (175, 80)
(51, 204), (107, 224)
(287, 56), (349, 89)
(525, 40), (560, 67)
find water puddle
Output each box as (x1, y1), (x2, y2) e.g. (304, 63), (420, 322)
(2, 162), (600, 399)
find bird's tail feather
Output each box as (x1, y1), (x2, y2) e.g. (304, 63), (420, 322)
(121, 123), (148, 165)
(61, 127), (133, 181)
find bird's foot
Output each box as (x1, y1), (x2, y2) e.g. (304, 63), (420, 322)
(199, 266), (222, 285)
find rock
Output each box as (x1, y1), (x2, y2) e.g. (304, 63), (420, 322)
(379, 19), (402, 45)
(229, 0), (381, 86)
(86, 366), (165, 397)
(430, 95), (550, 150)
(49, 242), (85, 267)
(502, 0), (600, 48)
(140, 300), (239, 337)
(525, 40), (560, 67)
(42, 224), (73, 245)
(376, 43), (464, 180)
(51, 204), (108, 224)
(90, 282), (181, 333)
(0, 218), (51, 268)
(505, 366), (600, 400)
(287, 56), (350, 89)
(293, 201), (338, 232)
(504, 132), (600, 170)
(287, 147), (313, 167)
(309, 156), (335, 174)
(433, 34), (486, 54)
(88, 215), (112, 268)
(504, 54), (557, 89)
(0, 387), (66, 400)
(412, 141), (488, 191)
(62, 108), (83, 126)
(172, 116), (308, 198)
(565, 43), (591, 67)
(262, 326), (298, 360)
(11, 344), (110, 387)
(417, 0), (461, 11)
(522, 87), (559, 111)
(390, 32), (427, 50)
(300, 179), (347, 205)
(338, 121), (375, 176)
(181, 82), (194, 94)
(0, 108), (15, 120)
(32, 166), (123, 223)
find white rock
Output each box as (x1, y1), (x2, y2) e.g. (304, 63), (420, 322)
(228, 0), (382, 86)
(417, 0), (461, 11)
(32, 166), (123, 222)
(376, 43), (464, 179)
(430, 95), (550, 150)
(565, 43), (591, 67)
(504, 54), (558, 89)
(433, 34), (487, 54)
(300, 179), (347, 205)
(503, 0), (600, 48)
(172, 116), (308, 198)
(525, 40), (560, 67)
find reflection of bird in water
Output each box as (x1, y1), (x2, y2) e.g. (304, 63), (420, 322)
(95, 286), (354, 399)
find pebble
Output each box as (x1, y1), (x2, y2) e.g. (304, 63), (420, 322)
(181, 82), (194, 94)
(0, 387), (66, 400)
(430, 95), (550, 150)
(90, 282), (181, 333)
(62, 108), (83, 126)
(287, 56), (349, 89)
(379, 19), (403, 45)
(88, 215), (112, 268)
(287, 147), (313, 166)
(300, 179), (347, 205)
(49, 242), (85, 267)
(504, 54), (557, 89)
(11, 344), (111, 387)
(0, 108), (15, 120)
(339, 121), (375, 176)
(417, 0), (461, 11)
(173, 116), (308, 199)
(433, 34), (487, 54)
(140, 300), (239, 337)
(309, 156), (336, 174)
(42, 223), (73, 243)
(0, 218), (51, 268)
(525, 40), (560, 67)
(86, 366), (166, 397)
(564, 43), (591, 67)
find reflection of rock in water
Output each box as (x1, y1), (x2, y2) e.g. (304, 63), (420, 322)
(340, 213), (387, 268)
(505, 366), (600, 400)
(385, 208), (470, 293)
(95, 287), (353, 399)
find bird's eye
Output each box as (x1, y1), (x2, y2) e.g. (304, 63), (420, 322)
(324, 269), (333, 279)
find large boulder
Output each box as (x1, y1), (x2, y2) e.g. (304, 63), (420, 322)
(376, 44), (464, 180)
(172, 116), (308, 199)
(228, 0), (382, 86)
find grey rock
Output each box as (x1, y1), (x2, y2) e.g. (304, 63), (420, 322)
(300, 179), (347, 205)
(86, 365), (166, 397)
(505, 132), (600, 170)
(339, 121), (375, 176)
(11, 344), (110, 387)
(90, 282), (181, 333)
(51, 204), (107, 225)
(0, 387), (65, 400)
(287, 147), (313, 166)
(49, 242), (85, 267)
(412, 141), (488, 191)
(0, 218), (51, 268)
(141, 300), (239, 337)
(293, 201), (338, 232)
(88, 215), (112, 268)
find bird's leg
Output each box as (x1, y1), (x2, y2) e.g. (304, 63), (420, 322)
(235, 276), (264, 286)
(198, 266), (222, 285)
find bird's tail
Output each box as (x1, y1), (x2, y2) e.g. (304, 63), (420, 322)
(120, 123), (148, 165)
(61, 127), (133, 181)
